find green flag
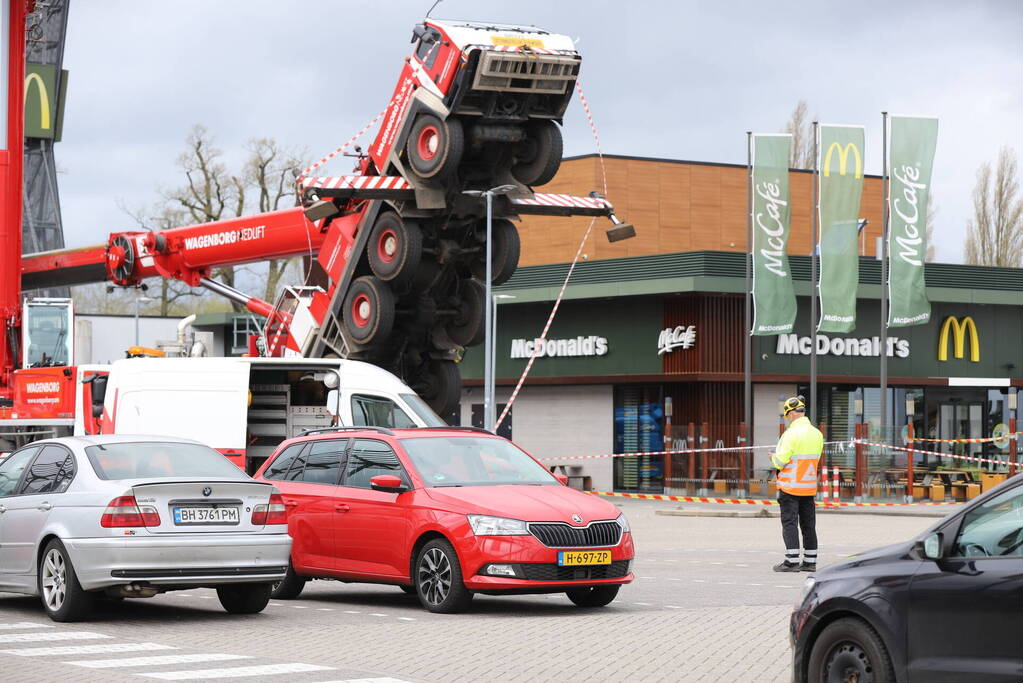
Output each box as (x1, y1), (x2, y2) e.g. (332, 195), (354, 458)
(817, 125), (865, 333)
(888, 116), (938, 327)
(751, 134), (796, 336)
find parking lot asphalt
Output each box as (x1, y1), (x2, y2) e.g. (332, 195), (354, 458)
(0, 498), (939, 682)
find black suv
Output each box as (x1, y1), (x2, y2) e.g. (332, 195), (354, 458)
(791, 472), (1023, 683)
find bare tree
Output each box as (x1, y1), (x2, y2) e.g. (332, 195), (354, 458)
(784, 100), (815, 169)
(964, 147), (1023, 267)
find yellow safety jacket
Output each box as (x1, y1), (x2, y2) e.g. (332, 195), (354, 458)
(772, 416), (824, 496)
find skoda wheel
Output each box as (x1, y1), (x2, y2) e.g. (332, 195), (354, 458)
(368, 212), (423, 288)
(343, 276), (395, 345)
(270, 561), (307, 600)
(39, 539), (95, 622)
(471, 219), (520, 286)
(216, 583), (272, 615)
(566, 585), (620, 608)
(512, 120), (563, 187)
(415, 539), (472, 614)
(807, 617), (894, 683)
(407, 113), (464, 180)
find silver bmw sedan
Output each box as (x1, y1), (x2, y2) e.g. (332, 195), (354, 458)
(0, 434), (291, 622)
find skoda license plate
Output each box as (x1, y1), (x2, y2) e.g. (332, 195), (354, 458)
(173, 506), (239, 525)
(558, 550), (612, 566)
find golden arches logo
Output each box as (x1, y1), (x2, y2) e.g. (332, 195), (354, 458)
(822, 142), (862, 178)
(938, 316), (979, 362)
(24, 71), (51, 131)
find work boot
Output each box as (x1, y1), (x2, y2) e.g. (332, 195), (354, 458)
(798, 562), (817, 572)
(772, 561), (801, 572)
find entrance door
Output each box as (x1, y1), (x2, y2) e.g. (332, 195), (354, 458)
(938, 403), (983, 461)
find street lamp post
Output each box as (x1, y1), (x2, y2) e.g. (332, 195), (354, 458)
(463, 184), (517, 433)
(133, 287), (153, 346)
(490, 294), (516, 431)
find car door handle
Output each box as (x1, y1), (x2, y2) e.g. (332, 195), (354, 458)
(37, 502), (52, 511)
(335, 504), (350, 513)
(284, 501), (299, 507)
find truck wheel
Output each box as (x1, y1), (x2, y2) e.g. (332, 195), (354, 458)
(447, 279), (485, 347)
(471, 219), (520, 286)
(368, 213), (422, 287)
(512, 120), (563, 187)
(407, 114), (464, 180)
(417, 360), (461, 418)
(344, 276), (395, 345)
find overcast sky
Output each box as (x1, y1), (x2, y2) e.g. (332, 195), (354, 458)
(57, 0), (1023, 264)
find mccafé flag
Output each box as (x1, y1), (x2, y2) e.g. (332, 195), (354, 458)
(888, 116), (938, 328)
(751, 134), (796, 336)
(817, 125), (865, 333)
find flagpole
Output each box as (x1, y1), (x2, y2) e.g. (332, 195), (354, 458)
(810, 121), (819, 424)
(880, 112), (890, 444)
(745, 131), (753, 460)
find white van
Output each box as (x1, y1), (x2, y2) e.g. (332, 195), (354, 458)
(74, 357), (444, 473)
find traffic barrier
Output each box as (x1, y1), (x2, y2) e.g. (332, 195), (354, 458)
(585, 490), (964, 508)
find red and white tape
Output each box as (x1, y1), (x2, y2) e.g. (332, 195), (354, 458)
(857, 441), (1018, 469)
(539, 440), (851, 462)
(585, 490), (964, 508)
(907, 433), (1022, 445)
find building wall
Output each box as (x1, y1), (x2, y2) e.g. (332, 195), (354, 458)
(753, 383), (797, 473)
(517, 156), (885, 267)
(76, 315), (184, 364)
(460, 384), (615, 491)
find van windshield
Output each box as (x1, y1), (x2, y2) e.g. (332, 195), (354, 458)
(85, 442), (248, 480)
(399, 394), (446, 427)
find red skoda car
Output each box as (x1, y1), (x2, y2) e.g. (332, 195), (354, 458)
(253, 427), (634, 613)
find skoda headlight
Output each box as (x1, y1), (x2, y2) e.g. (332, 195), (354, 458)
(615, 513), (631, 533)
(467, 515), (529, 536)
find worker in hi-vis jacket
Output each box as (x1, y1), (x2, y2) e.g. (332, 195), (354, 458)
(771, 396), (824, 572)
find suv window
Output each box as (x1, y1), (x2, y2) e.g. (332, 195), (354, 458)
(263, 443), (305, 481)
(953, 484), (1023, 558)
(19, 446), (75, 495)
(300, 440), (346, 485)
(343, 439), (407, 489)
(0, 447), (39, 497)
(352, 394), (416, 429)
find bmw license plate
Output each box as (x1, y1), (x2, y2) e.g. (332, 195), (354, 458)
(173, 506), (240, 525)
(557, 550), (612, 566)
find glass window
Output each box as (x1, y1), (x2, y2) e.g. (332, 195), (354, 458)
(343, 440), (407, 489)
(262, 443), (305, 481)
(399, 393), (446, 427)
(953, 484), (1023, 558)
(86, 442), (247, 480)
(25, 302), (72, 367)
(613, 386), (663, 492)
(415, 29), (441, 68)
(19, 446), (75, 495)
(352, 394), (417, 429)
(299, 440), (346, 485)
(0, 448), (39, 497)
(284, 447), (309, 481)
(400, 436), (556, 487)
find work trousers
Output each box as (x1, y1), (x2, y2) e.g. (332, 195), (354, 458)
(779, 490), (817, 552)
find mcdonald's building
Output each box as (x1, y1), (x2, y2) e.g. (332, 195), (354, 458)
(457, 154), (1023, 494)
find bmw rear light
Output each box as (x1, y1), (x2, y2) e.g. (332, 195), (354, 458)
(251, 493), (287, 525)
(100, 496), (161, 527)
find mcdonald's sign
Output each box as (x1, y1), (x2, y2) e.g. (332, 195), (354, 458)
(24, 63), (67, 141)
(822, 141), (863, 178)
(937, 316), (979, 362)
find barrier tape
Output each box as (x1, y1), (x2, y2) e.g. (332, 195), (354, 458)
(495, 80), (608, 430)
(907, 433), (1022, 444)
(585, 490), (965, 508)
(539, 440), (852, 462)
(857, 440), (1017, 469)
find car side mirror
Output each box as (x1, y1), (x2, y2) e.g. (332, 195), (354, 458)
(371, 474), (407, 493)
(554, 473), (569, 486)
(917, 532), (944, 560)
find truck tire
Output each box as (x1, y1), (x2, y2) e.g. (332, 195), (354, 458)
(446, 279), (485, 347)
(343, 276), (395, 345)
(512, 120), (563, 187)
(472, 219), (520, 286)
(368, 213), (422, 288)
(417, 360), (461, 418)
(407, 114), (464, 180)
